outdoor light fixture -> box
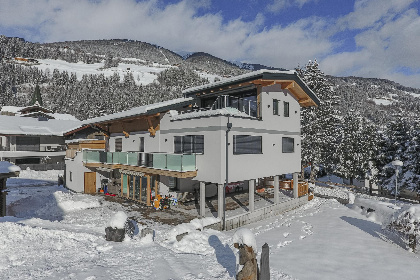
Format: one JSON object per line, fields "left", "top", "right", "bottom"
{"left": 391, "top": 159, "right": 403, "bottom": 205}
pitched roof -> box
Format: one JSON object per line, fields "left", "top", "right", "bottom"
{"left": 183, "top": 69, "right": 320, "bottom": 107}
{"left": 0, "top": 115, "right": 82, "bottom": 136}
{"left": 82, "top": 97, "right": 195, "bottom": 125}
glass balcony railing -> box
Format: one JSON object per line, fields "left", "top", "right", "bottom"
{"left": 82, "top": 150, "right": 196, "bottom": 172}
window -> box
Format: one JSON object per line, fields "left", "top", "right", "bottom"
{"left": 284, "top": 101, "right": 290, "bottom": 117}
{"left": 69, "top": 171, "right": 73, "bottom": 182}
{"left": 16, "top": 136, "right": 40, "bottom": 151}
{"left": 115, "top": 138, "right": 122, "bottom": 152}
{"left": 139, "top": 137, "right": 144, "bottom": 152}
{"left": 233, "top": 135, "right": 262, "bottom": 154}
{"left": 168, "top": 177, "right": 179, "bottom": 190}
{"left": 273, "top": 99, "right": 279, "bottom": 115}
{"left": 282, "top": 137, "right": 294, "bottom": 153}
{"left": 174, "top": 135, "right": 204, "bottom": 154}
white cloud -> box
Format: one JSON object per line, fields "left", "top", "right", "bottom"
{"left": 323, "top": 1, "right": 420, "bottom": 88}
{"left": 0, "top": 0, "right": 420, "bottom": 88}
{"left": 337, "top": 0, "right": 416, "bottom": 30}
{"left": 0, "top": 0, "right": 331, "bottom": 69}
{"left": 267, "top": 0, "right": 318, "bottom": 13}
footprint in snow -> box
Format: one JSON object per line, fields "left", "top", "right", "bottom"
{"left": 277, "top": 240, "right": 292, "bottom": 248}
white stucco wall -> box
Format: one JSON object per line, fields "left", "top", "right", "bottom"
{"left": 65, "top": 151, "right": 103, "bottom": 193}
{"left": 157, "top": 84, "right": 302, "bottom": 185}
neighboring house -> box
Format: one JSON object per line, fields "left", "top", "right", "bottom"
{"left": 0, "top": 104, "right": 81, "bottom": 170}
{"left": 64, "top": 70, "right": 320, "bottom": 229}
{"left": 0, "top": 161, "right": 20, "bottom": 216}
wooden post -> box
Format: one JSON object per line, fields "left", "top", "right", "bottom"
{"left": 249, "top": 179, "right": 255, "bottom": 212}
{"left": 259, "top": 243, "right": 270, "bottom": 280}
{"left": 218, "top": 183, "right": 224, "bottom": 220}
{"left": 293, "top": 173, "right": 298, "bottom": 198}
{"left": 146, "top": 175, "right": 151, "bottom": 206}
{"left": 200, "top": 181, "right": 206, "bottom": 217}
{"left": 0, "top": 178, "right": 6, "bottom": 217}
{"left": 120, "top": 174, "right": 123, "bottom": 197}
{"left": 127, "top": 175, "right": 130, "bottom": 199}
{"left": 154, "top": 176, "right": 159, "bottom": 198}
{"left": 139, "top": 176, "right": 142, "bottom": 202}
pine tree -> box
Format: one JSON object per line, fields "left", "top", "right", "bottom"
{"left": 336, "top": 111, "right": 378, "bottom": 185}
{"left": 297, "top": 60, "right": 341, "bottom": 181}
{"left": 31, "top": 84, "right": 43, "bottom": 106}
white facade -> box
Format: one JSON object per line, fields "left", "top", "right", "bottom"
{"left": 64, "top": 70, "right": 319, "bottom": 207}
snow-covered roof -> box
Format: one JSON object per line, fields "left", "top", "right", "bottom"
{"left": 0, "top": 161, "right": 21, "bottom": 175}
{"left": 171, "top": 107, "right": 252, "bottom": 121}
{"left": 82, "top": 97, "right": 195, "bottom": 125}
{"left": 1, "top": 106, "right": 25, "bottom": 114}
{"left": 48, "top": 113, "right": 79, "bottom": 121}
{"left": 183, "top": 69, "right": 296, "bottom": 95}
{"left": 0, "top": 115, "right": 82, "bottom": 136}
{"left": 1, "top": 105, "right": 79, "bottom": 120}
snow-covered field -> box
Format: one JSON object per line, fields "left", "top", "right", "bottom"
{"left": 33, "top": 59, "right": 171, "bottom": 86}
{"left": 32, "top": 59, "right": 224, "bottom": 86}
{"left": 1, "top": 171, "right": 420, "bottom": 279}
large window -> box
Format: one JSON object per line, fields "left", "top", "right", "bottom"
{"left": 273, "top": 99, "right": 279, "bottom": 115}
{"left": 174, "top": 135, "right": 204, "bottom": 154}
{"left": 282, "top": 137, "right": 294, "bottom": 153}
{"left": 233, "top": 135, "right": 262, "bottom": 154}
{"left": 16, "top": 136, "right": 40, "bottom": 151}
{"left": 284, "top": 101, "right": 290, "bottom": 117}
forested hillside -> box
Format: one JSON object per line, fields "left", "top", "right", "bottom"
{"left": 1, "top": 35, "right": 419, "bottom": 192}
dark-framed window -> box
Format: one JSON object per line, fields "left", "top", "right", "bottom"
{"left": 174, "top": 135, "right": 204, "bottom": 154}
{"left": 284, "top": 101, "right": 290, "bottom": 117}
{"left": 273, "top": 99, "right": 279, "bottom": 115}
{"left": 282, "top": 137, "right": 294, "bottom": 153}
{"left": 139, "top": 137, "right": 144, "bottom": 152}
{"left": 233, "top": 135, "right": 262, "bottom": 155}
{"left": 115, "top": 138, "right": 122, "bottom": 152}
{"left": 168, "top": 177, "right": 179, "bottom": 190}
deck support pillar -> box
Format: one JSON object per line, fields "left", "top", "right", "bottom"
{"left": 249, "top": 179, "right": 255, "bottom": 212}
{"left": 293, "top": 173, "right": 298, "bottom": 198}
{"left": 274, "top": 175, "right": 279, "bottom": 204}
{"left": 218, "top": 183, "right": 224, "bottom": 220}
{"left": 200, "top": 181, "right": 206, "bottom": 217}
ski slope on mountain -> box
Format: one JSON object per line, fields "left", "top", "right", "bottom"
{"left": 1, "top": 171, "right": 420, "bottom": 279}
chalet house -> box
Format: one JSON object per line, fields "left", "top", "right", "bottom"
{"left": 0, "top": 104, "right": 81, "bottom": 169}
{"left": 64, "top": 70, "right": 320, "bottom": 229}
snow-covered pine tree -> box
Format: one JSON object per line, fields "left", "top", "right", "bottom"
{"left": 296, "top": 60, "right": 341, "bottom": 181}
{"left": 31, "top": 84, "right": 43, "bottom": 106}
{"left": 336, "top": 111, "right": 378, "bottom": 185}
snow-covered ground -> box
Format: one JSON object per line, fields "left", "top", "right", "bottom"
{"left": 1, "top": 171, "right": 420, "bottom": 279}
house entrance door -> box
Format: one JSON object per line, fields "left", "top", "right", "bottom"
{"left": 84, "top": 172, "right": 96, "bottom": 194}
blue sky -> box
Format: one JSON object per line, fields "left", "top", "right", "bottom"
{"left": 1, "top": 0, "right": 420, "bottom": 88}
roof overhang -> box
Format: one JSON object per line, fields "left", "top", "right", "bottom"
{"left": 183, "top": 70, "right": 320, "bottom": 107}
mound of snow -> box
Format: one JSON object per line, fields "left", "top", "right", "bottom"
{"left": 232, "top": 228, "right": 257, "bottom": 252}
{"left": 108, "top": 211, "right": 128, "bottom": 229}
{"left": 54, "top": 191, "right": 101, "bottom": 213}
